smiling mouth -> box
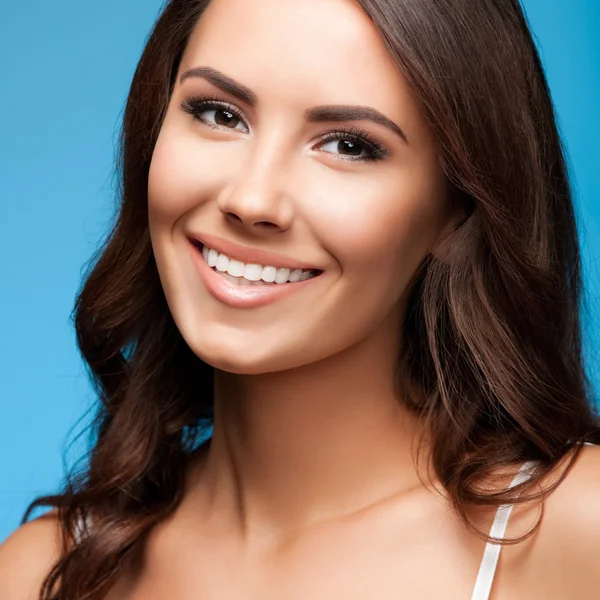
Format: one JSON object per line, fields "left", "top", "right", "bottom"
{"left": 192, "top": 241, "right": 324, "bottom": 286}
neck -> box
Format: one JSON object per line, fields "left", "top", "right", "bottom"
{"left": 185, "top": 319, "right": 434, "bottom": 553}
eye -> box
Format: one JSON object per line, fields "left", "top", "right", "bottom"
{"left": 180, "top": 96, "right": 390, "bottom": 163}
{"left": 315, "top": 127, "right": 390, "bottom": 163}
{"left": 180, "top": 96, "right": 249, "bottom": 133}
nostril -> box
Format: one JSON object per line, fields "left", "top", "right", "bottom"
{"left": 225, "top": 213, "right": 242, "bottom": 224}
{"left": 257, "top": 221, "right": 278, "bottom": 228}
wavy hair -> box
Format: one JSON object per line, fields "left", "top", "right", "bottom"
{"left": 22, "top": 0, "right": 600, "bottom": 598}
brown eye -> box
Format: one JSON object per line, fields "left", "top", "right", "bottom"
{"left": 319, "top": 137, "right": 369, "bottom": 159}
{"left": 180, "top": 97, "right": 249, "bottom": 133}
{"left": 198, "top": 107, "right": 247, "bottom": 132}
{"left": 214, "top": 109, "right": 241, "bottom": 129}
{"left": 316, "top": 127, "right": 389, "bottom": 162}
{"left": 337, "top": 139, "right": 364, "bottom": 156}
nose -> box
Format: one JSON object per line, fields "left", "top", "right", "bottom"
{"left": 217, "top": 147, "right": 295, "bottom": 235}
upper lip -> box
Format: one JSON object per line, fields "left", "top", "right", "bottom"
{"left": 189, "top": 232, "right": 324, "bottom": 271}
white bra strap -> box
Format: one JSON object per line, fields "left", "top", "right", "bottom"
{"left": 470, "top": 459, "right": 538, "bottom": 600}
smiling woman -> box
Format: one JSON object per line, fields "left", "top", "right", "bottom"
{"left": 2, "top": 0, "right": 600, "bottom": 599}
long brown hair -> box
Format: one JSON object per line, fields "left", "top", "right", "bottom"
{"left": 23, "top": 0, "right": 600, "bottom": 598}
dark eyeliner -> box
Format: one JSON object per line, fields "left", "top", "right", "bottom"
{"left": 179, "top": 94, "right": 248, "bottom": 130}
{"left": 179, "top": 95, "right": 390, "bottom": 162}
{"left": 316, "top": 125, "right": 390, "bottom": 162}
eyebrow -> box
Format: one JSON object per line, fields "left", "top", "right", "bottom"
{"left": 179, "top": 66, "right": 409, "bottom": 144}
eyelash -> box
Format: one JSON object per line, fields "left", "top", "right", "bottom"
{"left": 179, "top": 95, "right": 390, "bottom": 163}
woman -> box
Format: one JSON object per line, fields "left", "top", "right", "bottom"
{"left": 2, "top": 0, "right": 600, "bottom": 598}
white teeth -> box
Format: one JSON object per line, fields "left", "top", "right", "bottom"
{"left": 199, "top": 244, "right": 319, "bottom": 284}
{"left": 275, "top": 268, "right": 291, "bottom": 284}
{"left": 226, "top": 259, "right": 245, "bottom": 278}
{"left": 288, "top": 269, "right": 303, "bottom": 283}
{"left": 243, "top": 264, "right": 263, "bottom": 281}
{"left": 216, "top": 254, "right": 229, "bottom": 272}
{"left": 207, "top": 248, "right": 219, "bottom": 268}
{"left": 261, "top": 266, "right": 277, "bottom": 283}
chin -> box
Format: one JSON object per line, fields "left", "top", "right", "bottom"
{"left": 199, "top": 352, "right": 299, "bottom": 376}
{"left": 183, "top": 332, "right": 300, "bottom": 376}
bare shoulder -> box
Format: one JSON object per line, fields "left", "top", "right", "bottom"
{"left": 0, "top": 508, "right": 63, "bottom": 600}
{"left": 499, "top": 444, "right": 600, "bottom": 599}
{"left": 539, "top": 444, "right": 600, "bottom": 571}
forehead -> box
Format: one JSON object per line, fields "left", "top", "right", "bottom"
{"left": 179, "top": 0, "right": 426, "bottom": 134}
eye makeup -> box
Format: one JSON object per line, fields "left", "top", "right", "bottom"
{"left": 179, "top": 94, "right": 391, "bottom": 163}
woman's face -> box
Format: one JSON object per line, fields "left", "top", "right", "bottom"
{"left": 148, "top": 0, "right": 461, "bottom": 375}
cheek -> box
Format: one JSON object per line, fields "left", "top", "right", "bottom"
{"left": 147, "top": 122, "right": 233, "bottom": 225}
{"left": 301, "top": 165, "right": 446, "bottom": 291}
{"left": 147, "top": 127, "right": 217, "bottom": 302}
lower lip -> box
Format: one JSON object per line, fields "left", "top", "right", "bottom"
{"left": 189, "top": 241, "right": 322, "bottom": 308}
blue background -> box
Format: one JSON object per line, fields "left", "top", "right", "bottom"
{"left": 1, "top": 0, "right": 599, "bottom": 543}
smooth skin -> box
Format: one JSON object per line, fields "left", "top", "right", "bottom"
{"left": 2, "top": 0, "right": 599, "bottom": 598}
